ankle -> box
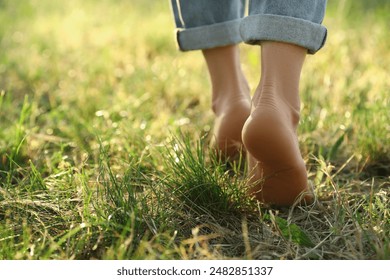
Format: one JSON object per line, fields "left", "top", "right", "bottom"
{"left": 253, "top": 83, "right": 301, "bottom": 130}
{"left": 211, "top": 70, "right": 250, "bottom": 115}
{"left": 212, "top": 87, "right": 250, "bottom": 115}
{"left": 202, "top": 45, "right": 250, "bottom": 115}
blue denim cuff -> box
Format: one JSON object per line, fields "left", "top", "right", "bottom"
{"left": 240, "top": 14, "right": 327, "bottom": 54}
{"left": 176, "top": 19, "right": 243, "bottom": 51}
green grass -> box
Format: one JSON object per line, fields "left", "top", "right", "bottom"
{"left": 0, "top": 0, "right": 389, "bottom": 259}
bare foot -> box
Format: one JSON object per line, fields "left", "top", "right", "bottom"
{"left": 242, "top": 90, "right": 313, "bottom": 206}
{"left": 202, "top": 45, "right": 251, "bottom": 160}
{"left": 240, "top": 41, "right": 314, "bottom": 206}
{"left": 211, "top": 94, "right": 250, "bottom": 160}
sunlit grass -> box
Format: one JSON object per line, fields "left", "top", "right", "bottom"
{"left": 0, "top": 0, "right": 389, "bottom": 259}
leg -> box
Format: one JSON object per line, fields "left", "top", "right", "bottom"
{"left": 202, "top": 45, "right": 250, "bottom": 159}
{"left": 170, "top": 0, "right": 249, "bottom": 159}
{"left": 242, "top": 41, "right": 311, "bottom": 206}
{"left": 239, "top": 0, "right": 328, "bottom": 206}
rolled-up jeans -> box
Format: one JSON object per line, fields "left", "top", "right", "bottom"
{"left": 170, "top": 0, "right": 327, "bottom": 54}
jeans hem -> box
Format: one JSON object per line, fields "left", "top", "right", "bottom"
{"left": 176, "top": 19, "right": 243, "bottom": 51}
{"left": 240, "top": 14, "right": 327, "bottom": 54}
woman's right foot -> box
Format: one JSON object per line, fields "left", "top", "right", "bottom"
{"left": 242, "top": 86, "right": 312, "bottom": 206}
{"left": 241, "top": 41, "right": 313, "bottom": 207}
